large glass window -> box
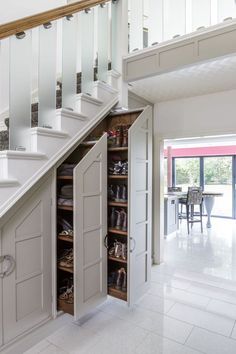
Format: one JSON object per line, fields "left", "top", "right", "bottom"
{"left": 175, "top": 158, "right": 200, "bottom": 192}
{"left": 204, "top": 157, "right": 233, "bottom": 217}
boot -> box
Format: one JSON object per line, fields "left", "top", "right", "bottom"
{"left": 121, "top": 268, "right": 127, "bottom": 292}
{"left": 110, "top": 207, "right": 116, "bottom": 228}
{"left": 115, "top": 210, "right": 122, "bottom": 229}
{"left": 114, "top": 241, "right": 122, "bottom": 258}
{"left": 122, "top": 125, "right": 128, "bottom": 147}
{"left": 115, "top": 125, "right": 123, "bottom": 147}
{"left": 120, "top": 209, "right": 127, "bottom": 232}
{"left": 121, "top": 184, "right": 127, "bottom": 202}
{"left": 108, "top": 185, "right": 115, "bottom": 201}
{"left": 115, "top": 268, "right": 123, "bottom": 290}
{"left": 121, "top": 243, "right": 127, "bottom": 260}
{"left": 114, "top": 185, "right": 121, "bottom": 202}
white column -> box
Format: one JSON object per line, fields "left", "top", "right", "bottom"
{"left": 192, "top": 0, "right": 211, "bottom": 31}
{"left": 153, "top": 105, "right": 165, "bottom": 264}
{"left": 163, "top": 0, "right": 186, "bottom": 40}
{"left": 149, "top": 0, "right": 163, "bottom": 46}
{"left": 129, "top": 0, "right": 143, "bottom": 51}
{"left": 111, "top": 0, "right": 128, "bottom": 108}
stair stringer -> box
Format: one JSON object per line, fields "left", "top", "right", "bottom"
{"left": 0, "top": 95, "right": 119, "bottom": 218}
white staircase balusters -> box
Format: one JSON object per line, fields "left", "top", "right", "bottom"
{"left": 80, "top": 8, "right": 95, "bottom": 95}
{"left": 97, "top": 3, "right": 109, "bottom": 83}
{"left": 61, "top": 14, "right": 78, "bottom": 111}
{"left": 38, "top": 21, "right": 57, "bottom": 129}
{"left": 129, "top": 0, "right": 143, "bottom": 52}
{"left": 9, "top": 31, "right": 32, "bottom": 150}
{"left": 163, "top": 0, "right": 186, "bottom": 41}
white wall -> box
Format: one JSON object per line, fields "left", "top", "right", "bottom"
{"left": 0, "top": 0, "right": 66, "bottom": 24}
{"left": 153, "top": 89, "right": 236, "bottom": 264}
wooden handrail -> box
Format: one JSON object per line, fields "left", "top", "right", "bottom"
{"left": 0, "top": 0, "right": 111, "bottom": 40}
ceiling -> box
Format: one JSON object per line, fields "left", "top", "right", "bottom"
{"left": 129, "top": 55, "right": 236, "bottom": 103}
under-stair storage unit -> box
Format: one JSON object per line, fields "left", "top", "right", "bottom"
{"left": 56, "top": 106, "right": 153, "bottom": 319}
{"left": 56, "top": 134, "right": 108, "bottom": 320}
{"left": 0, "top": 176, "right": 53, "bottom": 345}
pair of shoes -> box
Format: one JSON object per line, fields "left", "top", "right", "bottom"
{"left": 108, "top": 160, "right": 128, "bottom": 175}
{"left": 59, "top": 285, "right": 74, "bottom": 304}
{"left": 108, "top": 185, "right": 127, "bottom": 203}
{"left": 107, "top": 125, "right": 130, "bottom": 147}
{"left": 59, "top": 229, "right": 73, "bottom": 239}
{"left": 58, "top": 249, "right": 73, "bottom": 268}
{"left": 109, "top": 208, "right": 127, "bottom": 231}
{"left": 115, "top": 268, "right": 127, "bottom": 292}
{"left": 109, "top": 240, "right": 127, "bottom": 260}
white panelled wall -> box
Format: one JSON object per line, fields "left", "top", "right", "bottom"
{"left": 128, "top": 0, "right": 236, "bottom": 51}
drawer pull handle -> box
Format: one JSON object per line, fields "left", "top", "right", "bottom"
{"left": 130, "top": 237, "right": 136, "bottom": 253}
{"left": 0, "top": 255, "right": 15, "bottom": 278}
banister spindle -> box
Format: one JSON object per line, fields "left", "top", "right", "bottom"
{"left": 192, "top": 0, "right": 211, "bottom": 31}
{"left": 9, "top": 31, "right": 32, "bottom": 150}
{"left": 163, "top": 0, "right": 186, "bottom": 40}
{"left": 38, "top": 21, "right": 57, "bottom": 128}
{"left": 148, "top": 0, "right": 164, "bottom": 46}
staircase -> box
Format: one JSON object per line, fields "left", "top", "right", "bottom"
{"left": 0, "top": 0, "right": 127, "bottom": 218}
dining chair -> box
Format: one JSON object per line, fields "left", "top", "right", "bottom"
{"left": 180, "top": 187, "right": 203, "bottom": 234}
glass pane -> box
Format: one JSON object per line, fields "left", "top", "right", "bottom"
{"left": 129, "top": 0, "right": 143, "bottom": 51}
{"left": 9, "top": 31, "right": 32, "bottom": 150}
{"left": 38, "top": 21, "right": 57, "bottom": 127}
{"left": 62, "top": 15, "right": 77, "bottom": 110}
{"left": 97, "top": 4, "right": 109, "bottom": 82}
{"left": 192, "top": 0, "right": 211, "bottom": 31}
{"left": 164, "top": 158, "right": 168, "bottom": 193}
{"left": 175, "top": 158, "right": 200, "bottom": 192}
{"left": 218, "top": 0, "right": 236, "bottom": 22}
{"left": 204, "top": 157, "right": 232, "bottom": 217}
{"left": 80, "top": 9, "right": 95, "bottom": 94}
{"left": 163, "top": 0, "right": 186, "bottom": 40}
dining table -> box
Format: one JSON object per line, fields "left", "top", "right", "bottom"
{"left": 165, "top": 191, "right": 223, "bottom": 228}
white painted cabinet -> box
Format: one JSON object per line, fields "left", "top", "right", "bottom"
{"left": 1, "top": 176, "right": 53, "bottom": 345}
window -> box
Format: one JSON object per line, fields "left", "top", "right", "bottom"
{"left": 175, "top": 158, "right": 200, "bottom": 192}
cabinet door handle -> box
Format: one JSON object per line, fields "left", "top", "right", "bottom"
{"left": 0, "top": 255, "right": 16, "bottom": 278}
{"left": 130, "top": 237, "right": 136, "bottom": 253}
{"left": 104, "top": 234, "right": 109, "bottom": 249}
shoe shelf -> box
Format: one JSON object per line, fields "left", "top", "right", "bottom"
{"left": 57, "top": 265, "right": 74, "bottom": 274}
{"left": 57, "top": 205, "right": 73, "bottom": 211}
{"left": 58, "top": 299, "right": 74, "bottom": 316}
{"left": 108, "top": 287, "right": 127, "bottom": 301}
{"left": 58, "top": 235, "right": 73, "bottom": 243}
{"left": 57, "top": 176, "right": 73, "bottom": 180}
{"left": 108, "top": 175, "right": 128, "bottom": 179}
{"left": 108, "top": 201, "right": 128, "bottom": 207}
{"left": 108, "top": 256, "right": 127, "bottom": 264}
{"left": 108, "top": 228, "right": 128, "bottom": 236}
{"left": 108, "top": 147, "right": 128, "bottom": 152}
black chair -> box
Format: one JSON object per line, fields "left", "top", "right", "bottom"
{"left": 181, "top": 187, "right": 203, "bottom": 234}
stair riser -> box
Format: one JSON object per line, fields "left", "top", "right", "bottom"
{"left": 75, "top": 99, "right": 103, "bottom": 118}
{"left": 31, "top": 134, "right": 70, "bottom": 157}
{"left": 93, "top": 85, "right": 117, "bottom": 103}
{"left": 0, "top": 158, "right": 45, "bottom": 184}
{"left": 107, "top": 72, "right": 120, "bottom": 90}
{"left": 55, "top": 115, "right": 87, "bottom": 137}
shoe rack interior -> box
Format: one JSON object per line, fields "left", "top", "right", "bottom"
{"left": 56, "top": 109, "right": 142, "bottom": 316}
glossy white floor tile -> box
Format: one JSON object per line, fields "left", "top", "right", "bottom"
{"left": 149, "top": 282, "right": 210, "bottom": 308}
{"left": 186, "top": 327, "right": 236, "bottom": 354}
{"left": 23, "top": 218, "right": 236, "bottom": 354}
{"left": 168, "top": 302, "right": 235, "bottom": 336}
{"left": 206, "top": 299, "right": 236, "bottom": 319}
{"left": 135, "top": 332, "right": 202, "bottom": 354}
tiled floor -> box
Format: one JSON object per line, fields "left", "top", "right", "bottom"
{"left": 20, "top": 218, "right": 236, "bottom": 353}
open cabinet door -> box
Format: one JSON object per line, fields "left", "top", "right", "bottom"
{"left": 74, "top": 133, "right": 107, "bottom": 320}
{"left": 129, "top": 106, "right": 153, "bottom": 306}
